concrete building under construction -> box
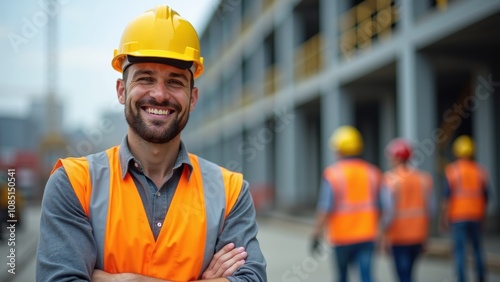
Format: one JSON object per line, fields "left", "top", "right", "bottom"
{"left": 183, "top": 0, "right": 500, "bottom": 231}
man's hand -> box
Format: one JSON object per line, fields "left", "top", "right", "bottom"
{"left": 201, "top": 243, "right": 247, "bottom": 279}
{"left": 310, "top": 236, "right": 321, "bottom": 257}
{"left": 376, "top": 233, "right": 389, "bottom": 254}
{"left": 439, "top": 202, "right": 449, "bottom": 233}
{"left": 439, "top": 215, "right": 449, "bottom": 233}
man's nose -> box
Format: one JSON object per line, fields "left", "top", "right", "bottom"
{"left": 149, "top": 81, "right": 171, "bottom": 101}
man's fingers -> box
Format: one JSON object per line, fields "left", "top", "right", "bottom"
{"left": 211, "top": 248, "right": 247, "bottom": 277}
{"left": 222, "top": 259, "right": 246, "bottom": 277}
{"left": 202, "top": 243, "right": 247, "bottom": 279}
{"left": 207, "top": 243, "right": 235, "bottom": 269}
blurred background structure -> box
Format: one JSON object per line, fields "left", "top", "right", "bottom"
{"left": 184, "top": 0, "right": 500, "bottom": 234}
{"left": 1, "top": 0, "right": 499, "bottom": 231}
{"left": 0, "top": 0, "right": 499, "bottom": 228}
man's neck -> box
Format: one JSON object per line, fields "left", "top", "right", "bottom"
{"left": 127, "top": 131, "right": 181, "bottom": 188}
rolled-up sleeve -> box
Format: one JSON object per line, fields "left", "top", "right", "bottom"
{"left": 380, "top": 185, "right": 394, "bottom": 230}
{"left": 316, "top": 178, "right": 334, "bottom": 213}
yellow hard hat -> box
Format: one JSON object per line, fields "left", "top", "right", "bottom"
{"left": 111, "top": 5, "right": 204, "bottom": 78}
{"left": 330, "top": 126, "right": 364, "bottom": 156}
{"left": 452, "top": 135, "right": 474, "bottom": 158}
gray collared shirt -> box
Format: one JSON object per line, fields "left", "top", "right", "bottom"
{"left": 36, "top": 136, "right": 267, "bottom": 282}
{"left": 119, "top": 137, "right": 192, "bottom": 239}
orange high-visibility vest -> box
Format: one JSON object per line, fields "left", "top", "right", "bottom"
{"left": 445, "top": 159, "right": 487, "bottom": 222}
{"left": 384, "top": 166, "right": 432, "bottom": 245}
{"left": 51, "top": 146, "right": 243, "bottom": 281}
{"left": 323, "top": 159, "right": 381, "bottom": 245}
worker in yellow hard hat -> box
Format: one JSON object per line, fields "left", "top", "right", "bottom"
{"left": 36, "top": 5, "right": 267, "bottom": 282}
{"left": 439, "top": 135, "right": 488, "bottom": 282}
{"left": 311, "top": 125, "right": 382, "bottom": 282}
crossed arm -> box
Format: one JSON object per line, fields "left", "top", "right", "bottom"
{"left": 92, "top": 242, "right": 247, "bottom": 281}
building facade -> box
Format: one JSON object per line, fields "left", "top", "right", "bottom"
{"left": 183, "top": 0, "right": 500, "bottom": 231}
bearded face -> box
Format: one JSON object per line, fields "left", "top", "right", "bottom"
{"left": 119, "top": 63, "right": 197, "bottom": 144}
{"left": 124, "top": 91, "right": 190, "bottom": 144}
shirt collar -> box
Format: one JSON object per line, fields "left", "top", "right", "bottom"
{"left": 118, "top": 135, "right": 193, "bottom": 179}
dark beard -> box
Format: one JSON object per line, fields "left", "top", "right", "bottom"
{"left": 125, "top": 94, "right": 189, "bottom": 144}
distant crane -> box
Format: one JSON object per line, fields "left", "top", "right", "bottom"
{"left": 39, "top": 0, "right": 67, "bottom": 189}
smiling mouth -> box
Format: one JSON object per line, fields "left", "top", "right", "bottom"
{"left": 144, "top": 107, "right": 172, "bottom": 116}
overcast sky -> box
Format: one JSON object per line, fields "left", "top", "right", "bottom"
{"left": 0, "top": 0, "right": 219, "bottom": 131}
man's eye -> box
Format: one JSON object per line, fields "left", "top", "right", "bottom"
{"left": 138, "top": 77, "right": 155, "bottom": 83}
{"left": 168, "top": 80, "right": 184, "bottom": 87}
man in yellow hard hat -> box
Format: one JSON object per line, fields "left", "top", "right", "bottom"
{"left": 439, "top": 135, "right": 489, "bottom": 282}
{"left": 311, "top": 125, "right": 382, "bottom": 282}
{"left": 36, "top": 5, "right": 267, "bottom": 282}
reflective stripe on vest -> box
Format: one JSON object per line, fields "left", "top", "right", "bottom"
{"left": 384, "top": 167, "right": 431, "bottom": 244}
{"left": 53, "top": 146, "right": 243, "bottom": 281}
{"left": 323, "top": 159, "right": 380, "bottom": 245}
{"left": 445, "top": 160, "right": 486, "bottom": 222}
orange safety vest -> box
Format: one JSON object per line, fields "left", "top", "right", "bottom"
{"left": 384, "top": 166, "right": 432, "bottom": 245}
{"left": 323, "top": 159, "right": 381, "bottom": 245}
{"left": 51, "top": 146, "right": 243, "bottom": 281}
{"left": 445, "top": 159, "right": 487, "bottom": 222}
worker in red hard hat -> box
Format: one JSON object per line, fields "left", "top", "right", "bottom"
{"left": 380, "top": 138, "right": 435, "bottom": 282}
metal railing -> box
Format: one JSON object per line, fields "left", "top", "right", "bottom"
{"left": 339, "top": 0, "right": 399, "bottom": 59}
{"left": 294, "top": 34, "right": 323, "bottom": 81}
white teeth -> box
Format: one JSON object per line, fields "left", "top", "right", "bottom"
{"left": 146, "top": 108, "right": 170, "bottom": 115}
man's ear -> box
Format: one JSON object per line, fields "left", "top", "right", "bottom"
{"left": 189, "top": 87, "right": 199, "bottom": 112}
{"left": 116, "top": 78, "right": 125, "bottom": 105}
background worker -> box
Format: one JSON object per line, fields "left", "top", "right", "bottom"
{"left": 311, "top": 125, "right": 382, "bottom": 282}
{"left": 439, "top": 135, "right": 489, "bottom": 282}
{"left": 36, "top": 5, "right": 267, "bottom": 282}
{"left": 380, "top": 138, "right": 434, "bottom": 282}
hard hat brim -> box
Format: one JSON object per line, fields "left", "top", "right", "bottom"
{"left": 122, "top": 55, "right": 195, "bottom": 74}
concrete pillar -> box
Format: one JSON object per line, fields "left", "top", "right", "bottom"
{"left": 397, "top": 0, "right": 417, "bottom": 139}
{"left": 251, "top": 45, "right": 266, "bottom": 98}
{"left": 397, "top": 47, "right": 418, "bottom": 142}
{"left": 222, "top": 132, "right": 244, "bottom": 173}
{"left": 242, "top": 122, "right": 272, "bottom": 185}
{"left": 320, "top": 83, "right": 353, "bottom": 167}
{"left": 319, "top": 0, "right": 336, "bottom": 65}
{"left": 414, "top": 53, "right": 437, "bottom": 174}
{"left": 274, "top": 106, "right": 298, "bottom": 210}
{"left": 293, "top": 110, "right": 308, "bottom": 206}
{"left": 274, "top": 4, "right": 298, "bottom": 210}
{"left": 379, "top": 91, "right": 396, "bottom": 171}
{"left": 398, "top": 50, "right": 437, "bottom": 175}
{"left": 274, "top": 3, "right": 294, "bottom": 87}
{"left": 473, "top": 69, "right": 497, "bottom": 216}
